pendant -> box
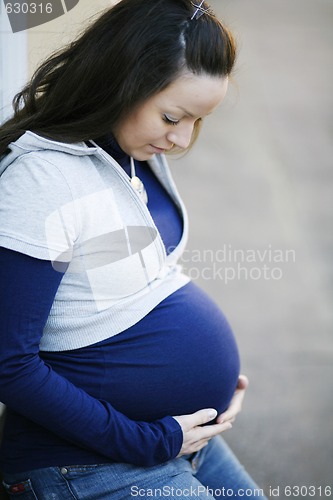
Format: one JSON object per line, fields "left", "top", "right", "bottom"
{"left": 131, "top": 175, "right": 148, "bottom": 204}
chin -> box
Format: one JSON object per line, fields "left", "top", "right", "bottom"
{"left": 133, "top": 152, "right": 154, "bottom": 161}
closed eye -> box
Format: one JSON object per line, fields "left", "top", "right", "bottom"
{"left": 163, "top": 114, "right": 180, "bottom": 126}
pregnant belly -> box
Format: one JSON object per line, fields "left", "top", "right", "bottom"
{"left": 42, "top": 281, "right": 240, "bottom": 421}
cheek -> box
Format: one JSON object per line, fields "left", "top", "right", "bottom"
{"left": 119, "top": 121, "right": 141, "bottom": 146}
{"left": 119, "top": 110, "right": 163, "bottom": 146}
{"left": 138, "top": 121, "right": 163, "bottom": 144}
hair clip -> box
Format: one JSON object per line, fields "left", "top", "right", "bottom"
{"left": 190, "top": 1, "right": 209, "bottom": 20}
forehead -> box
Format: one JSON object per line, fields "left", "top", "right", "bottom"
{"left": 150, "top": 72, "right": 229, "bottom": 117}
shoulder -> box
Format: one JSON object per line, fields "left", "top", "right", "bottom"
{"left": 1, "top": 136, "right": 102, "bottom": 201}
{"left": 1, "top": 151, "right": 75, "bottom": 207}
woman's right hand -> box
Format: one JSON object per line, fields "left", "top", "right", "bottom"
{"left": 173, "top": 409, "right": 232, "bottom": 457}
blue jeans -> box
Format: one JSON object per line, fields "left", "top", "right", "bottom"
{"left": 2, "top": 436, "right": 267, "bottom": 499}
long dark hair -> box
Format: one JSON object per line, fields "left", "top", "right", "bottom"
{"left": 0, "top": 0, "right": 236, "bottom": 156}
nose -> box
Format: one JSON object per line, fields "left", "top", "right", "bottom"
{"left": 167, "top": 122, "right": 195, "bottom": 150}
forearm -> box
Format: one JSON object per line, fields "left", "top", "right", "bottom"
{"left": 0, "top": 247, "right": 182, "bottom": 466}
{"left": 0, "top": 355, "right": 181, "bottom": 466}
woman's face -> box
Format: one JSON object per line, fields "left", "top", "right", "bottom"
{"left": 113, "top": 72, "right": 229, "bottom": 161}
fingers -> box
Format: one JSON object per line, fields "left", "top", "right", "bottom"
{"left": 198, "top": 420, "right": 232, "bottom": 440}
{"left": 216, "top": 374, "right": 249, "bottom": 424}
{"left": 216, "top": 392, "right": 244, "bottom": 424}
{"left": 173, "top": 408, "right": 233, "bottom": 457}
{"left": 179, "top": 438, "right": 209, "bottom": 456}
{"left": 172, "top": 375, "right": 250, "bottom": 457}
{"left": 237, "top": 374, "right": 249, "bottom": 390}
{"left": 176, "top": 420, "right": 232, "bottom": 457}
{"left": 191, "top": 408, "right": 217, "bottom": 426}
{"left": 173, "top": 408, "right": 217, "bottom": 431}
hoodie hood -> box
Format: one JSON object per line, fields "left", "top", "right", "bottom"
{"left": 0, "top": 131, "right": 98, "bottom": 176}
{"left": 0, "top": 130, "right": 184, "bottom": 217}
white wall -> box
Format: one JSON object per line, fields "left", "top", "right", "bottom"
{"left": 0, "top": 3, "right": 28, "bottom": 122}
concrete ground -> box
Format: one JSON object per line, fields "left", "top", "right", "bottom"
{"left": 169, "top": 0, "right": 333, "bottom": 497}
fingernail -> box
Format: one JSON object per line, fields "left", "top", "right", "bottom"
{"left": 208, "top": 409, "right": 217, "bottom": 419}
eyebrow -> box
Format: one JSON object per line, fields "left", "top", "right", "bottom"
{"left": 176, "top": 106, "right": 195, "bottom": 118}
{"left": 176, "top": 106, "right": 213, "bottom": 118}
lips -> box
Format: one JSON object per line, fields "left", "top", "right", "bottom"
{"left": 149, "top": 144, "right": 166, "bottom": 153}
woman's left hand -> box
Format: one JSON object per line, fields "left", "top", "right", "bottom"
{"left": 216, "top": 374, "right": 249, "bottom": 425}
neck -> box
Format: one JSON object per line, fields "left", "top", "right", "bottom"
{"left": 95, "top": 134, "right": 131, "bottom": 174}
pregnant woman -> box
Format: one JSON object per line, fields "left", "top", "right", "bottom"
{"left": 0, "top": 1, "right": 266, "bottom": 498}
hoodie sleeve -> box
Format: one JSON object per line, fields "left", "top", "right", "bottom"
{"left": 0, "top": 153, "right": 78, "bottom": 261}
{"left": 0, "top": 247, "right": 183, "bottom": 467}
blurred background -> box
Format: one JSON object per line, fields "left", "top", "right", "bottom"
{"left": 1, "top": 0, "right": 332, "bottom": 497}
{"left": 170, "top": 0, "right": 333, "bottom": 495}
